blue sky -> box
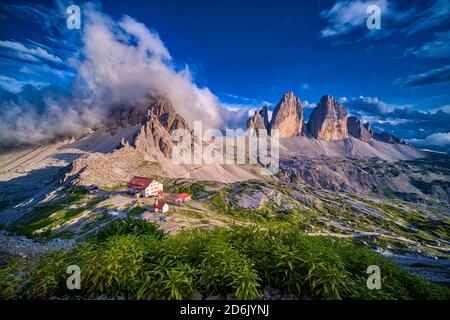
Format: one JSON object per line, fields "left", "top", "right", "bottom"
{"left": 0, "top": 0, "right": 450, "bottom": 149}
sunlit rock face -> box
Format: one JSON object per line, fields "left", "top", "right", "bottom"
{"left": 269, "top": 92, "right": 304, "bottom": 138}
{"left": 307, "top": 95, "right": 349, "bottom": 141}
{"left": 247, "top": 105, "right": 270, "bottom": 134}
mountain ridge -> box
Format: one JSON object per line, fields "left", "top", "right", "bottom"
{"left": 247, "top": 91, "right": 408, "bottom": 147}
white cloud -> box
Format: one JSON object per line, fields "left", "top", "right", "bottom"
{"left": 74, "top": 5, "right": 228, "bottom": 129}
{"left": 19, "top": 66, "right": 33, "bottom": 74}
{"left": 0, "top": 40, "right": 63, "bottom": 63}
{"left": 303, "top": 100, "right": 317, "bottom": 108}
{"left": 405, "top": 31, "right": 450, "bottom": 58}
{"left": 0, "top": 75, "right": 49, "bottom": 93}
{"left": 406, "top": 0, "right": 450, "bottom": 34}
{"left": 320, "top": 0, "right": 450, "bottom": 40}
{"left": 343, "top": 96, "right": 391, "bottom": 115}
{"left": 320, "top": 0, "right": 389, "bottom": 38}
{"left": 118, "top": 16, "right": 172, "bottom": 60}
{"left": 0, "top": 3, "right": 248, "bottom": 146}
{"left": 300, "top": 83, "right": 311, "bottom": 91}
{"left": 408, "top": 132, "right": 450, "bottom": 146}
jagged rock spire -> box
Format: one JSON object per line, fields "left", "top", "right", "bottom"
{"left": 269, "top": 92, "right": 304, "bottom": 138}
{"left": 306, "top": 95, "right": 349, "bottom": 141}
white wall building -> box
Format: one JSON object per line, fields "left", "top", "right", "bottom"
{"left": 127, "top": 176, "right": 163, "bottom": 197}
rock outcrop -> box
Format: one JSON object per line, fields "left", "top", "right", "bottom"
{"left": 269, "top": 92, "right": 304, "bottom": 138}
{"left": 364, "top": 122, "right": 374, "bottom": 136}
{"left": 307, "top": 95, "right": 349, "bottom": 141}
{"left": 373, "top": 131, "right": 407, "bottom": 145}
{"left": 246, "top": 92, "right": 411, "bottom": 147}
{"left": 133, "top": 96, "right": 191, "bottom": 157}
{"left": 362, "top": 121, "right": 406, "bottom": 145}
{"left": 347, "top": 116, "right": 372, "bottom": 142}
{"left": 146, "top": 96, "right": 190, "bottom": 133}
{"left": 247, "top": 106, "right": 270, "bottom": 134}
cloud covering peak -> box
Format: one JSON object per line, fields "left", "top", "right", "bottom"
{"left": 0, "top": 2, "right": 232, "bottom": 147}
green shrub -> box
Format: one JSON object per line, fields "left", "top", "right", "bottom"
{"left": 0, "top": 257, "right": 29, "bottom": 299}
{"left": 138, "top": 260, "right": 196, "bottom": 300}
{"left": 26, "top": 250, "right": 71, "bottom": 299}
{"left": 1, "top": 223, "right": 448, "bottom": 300}
{"left": 231, "top": 263, "right": 261, "bottom": 299}
{"left": 95, "top": 219, "right": 166, "bottom": 242}
{"left": 76, "top": 235, "right": 148, "bottom": 297}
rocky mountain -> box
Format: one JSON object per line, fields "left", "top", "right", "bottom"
{"left": 247, "top": 106, "right": 270, "bottom": 134}
{"left": 247, "top": 93, "right": 409, "bottom": 148}
{"left": 269, "top": 92, "right": 304, "bottom": 138}
{"left": 132, "top": 97, "right": 191, "bottom": 157}
{"left": 347, "top": 116, "right": 372, "bottom": 142}
{"left": 0, "top": 91, "right": 443, "bottom": 229}
{"left": 364, "top": 122, "right": 374, "bottom": 136}
{"left": 306, "top": 95, "right": 349, "bottom": 141}
{"left": 373, "top": 131, "right": 407, "bottom": 145}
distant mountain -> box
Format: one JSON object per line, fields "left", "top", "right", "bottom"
{"left": 247, "top": 105, "right": 270, "bottom": 135}
{"left": 247, "top": 91, "right": 409, "bottom": 146}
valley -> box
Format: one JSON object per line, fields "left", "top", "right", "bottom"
{"left": 0, "top": 92, "right": 449, "bottom": 299}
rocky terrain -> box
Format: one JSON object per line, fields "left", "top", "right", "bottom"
{"left": 0, "top": 91, "right": 449, "bottom": 286}
{"left": 245, "top": 92, "right": 444, "bottom": 203}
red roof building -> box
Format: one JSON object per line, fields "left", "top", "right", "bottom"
{"left": 127, "top": 176, "right": 154, "bottom": 190}
{"left": 153, "top": 201, "right": 169, "bottom": 213}
{"left": 127, "top": 176, "right": 163, "bottom": 197}
{"left": 154, "top": 201, "right": 166, "bottom": 209}
{"left": 175, "top": 193, "right": 191, "bottom": 203}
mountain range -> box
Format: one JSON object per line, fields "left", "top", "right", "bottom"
{"left": 248, "top": 91, "right": 406, "bottom": 145}
{"left": 0, "top": 91, "right": 448, "bottom": 228}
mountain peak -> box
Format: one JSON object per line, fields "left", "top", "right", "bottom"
{"left": 282, "top": 91, "right": 295, "bottom": 99}
{"left": 306, "top": 95, "right": 349, "bottom": 141}
{"left": 247, "top": 105, "right": 270, "bottom": 134}
{"left": 320, "top": 95, "right": 335, "bottom": 104}
{"left": 269, "top": 92, "right": 304, "bottom": 138}
{"left": 347, "top": 116, "right": 372, "bottom": 142}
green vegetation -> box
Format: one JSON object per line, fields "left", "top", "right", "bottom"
{"left": 178, "top": 209, "right": 206, "bottom": 219}
{"left": 95, "top": 219, "right": 166, "bottom": 242}
{"left": 10, "top": 195, "right": 107, "bottom": 239}
{"left": 59, "top": 188, "right": 88, "bottom": 204}
{"left": 382, "top": 187, "right": 396, "bottom": 199}
{"left": 100, "top": 185, "right": 125, "bottom": 192}
{"left": 1, "top": 221, "right": 448, "bottom": 300}
{"left": 166, "top": 180, "right": 215, "bottom": 200}
{"left": 212, "top": 195, "right": 265, "bottom": 222}
{"left": 127, "top": 206, "right": 146, "bottom": 217}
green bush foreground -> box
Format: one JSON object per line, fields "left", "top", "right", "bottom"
{"left": 1, "top": 220, "right": 448, "bottom": 300}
